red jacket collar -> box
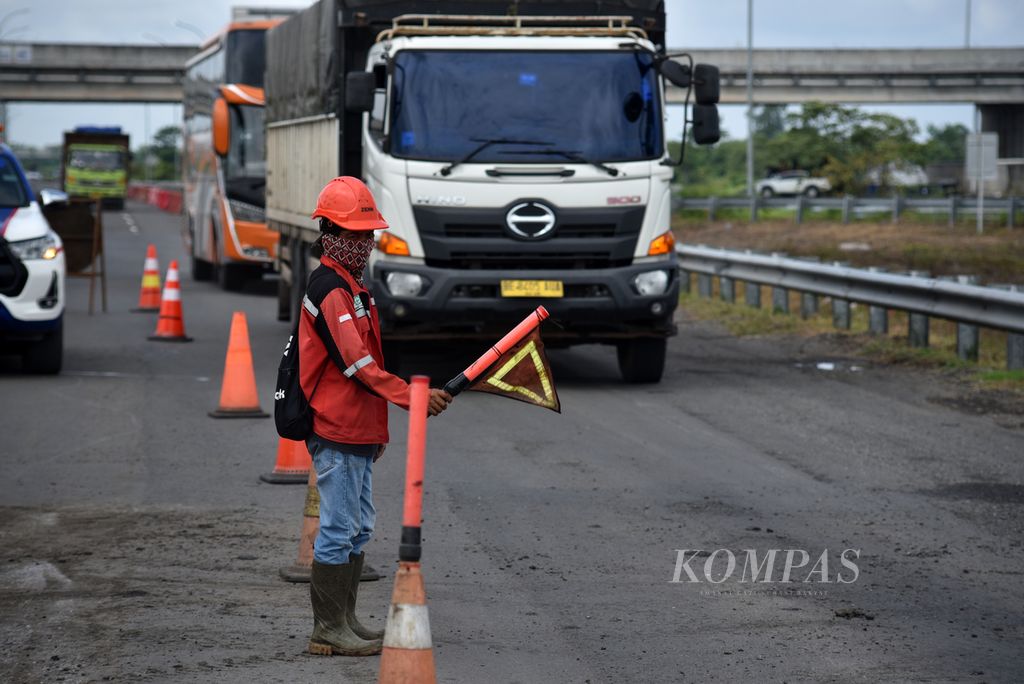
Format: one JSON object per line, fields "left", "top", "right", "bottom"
{"left": 320, "top": 255, "right": 366, "bottom": 293}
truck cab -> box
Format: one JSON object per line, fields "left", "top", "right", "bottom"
{"left": 361, "top": 17, "right": 689, "bottom": 381}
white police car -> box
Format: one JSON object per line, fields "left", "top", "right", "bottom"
{"left": 0, "top": 143, "right": 66, "bottom": 373}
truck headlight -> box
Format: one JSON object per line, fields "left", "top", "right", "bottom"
{"left": 385, "top": 272, "right": 424, "bottom": 297}
{"left": 633, "top": 270, "right": 669, "bottom": 296}
{"left": 8, "top": 233, "right": 61, "bottom": 261}
{"left": 228, "top": 199, "right": 266, "bottom": 223}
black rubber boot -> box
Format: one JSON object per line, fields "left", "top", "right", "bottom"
{"left": 347, "top": 552, "right": 385, "bottom": 640}
{"left": 308, "top": 560, "right": 383, "bottom": 656}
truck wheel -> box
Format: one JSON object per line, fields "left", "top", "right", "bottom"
{"left": 760, "top": 187, "right": 774, "bottom": 198}
{"left": 23, "top": 321, "right": 63, "bottom": 375}
{"left": 218, "top": 262, "right": 247, "bottom": 291}
{"left": 277, "top": 275, "right": 292, "bottom": 322}
{"left": 803, "top": 186, "right": 820, "bottom": 198}
{"left": 617, "top": 337, "right": 666, "bottom": 384}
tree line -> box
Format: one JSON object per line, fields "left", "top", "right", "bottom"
{"left": 673, "top": 103, "right": 969, "bottom": 197}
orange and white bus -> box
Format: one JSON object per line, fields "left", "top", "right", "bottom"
{"left": 182, "top": 14, "right": 287, "bottom": 290}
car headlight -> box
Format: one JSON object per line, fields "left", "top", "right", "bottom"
{"left": 8, "top": 233, "right": 61, "bottom": 261}
{"left": 385, "top": 272, "right": 424, "bottom": 297}
{"left": 633, "top": 270, "right": 669, "bottom": 296}
{"left": 228, "top": 199, "right": 266, "bottom": 223}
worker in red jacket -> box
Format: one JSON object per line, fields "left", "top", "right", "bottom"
{"left": 299, "top": 176, "right": 451, "bottom": 657}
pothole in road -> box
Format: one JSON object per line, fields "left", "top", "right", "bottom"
{"left": 924, "top": 482, "right": 1024, "bottom": 504}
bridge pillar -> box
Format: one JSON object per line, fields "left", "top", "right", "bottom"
{"left": 980, "top": 104, "right": 1024, "bottom": 194}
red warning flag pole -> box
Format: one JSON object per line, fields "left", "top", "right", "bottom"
{"left": 442, "top": 306, "right": 550, "bottom": 397}
{"left": 400, "top": 376, "right": 430, "bottom": 562}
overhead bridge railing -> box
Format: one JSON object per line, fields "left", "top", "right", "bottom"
{"left": 676, "top": 196, "right": 1021, "bottom": 227}
{"left": 676, "top": 244, "right": 1024, "bottom": 369}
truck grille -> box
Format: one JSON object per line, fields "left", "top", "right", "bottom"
{"left": 415, "top": 205, "right": 644, "bottom": 270}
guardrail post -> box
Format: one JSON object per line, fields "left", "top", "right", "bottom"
{"left": 1008, "top": 197, "right": 1017, "bottom": 229}
{"left": 697, "top": 273, "right": 713, "bottom": 299}
{"left": 841, "top": 196, "right": 852, "bottom": 224}
{"left": 800, "top": 293, "right": 818, "bottom": 318}
{"left": 772, "top": 286, "right": 789, "bottom": 313}
{"left": 708, "top": 196, "right": 718, "bottom": 222}
{"left": 952, "top": 275, "right": 980, "bottom": 361}
{"left": 720, "top": 276, "right": 735, "bottom": 303}
{"left": 795, "top": 196, "right": 804, "bottom": 225}
{"left": 867, "top": 267, "right": 889, "bottom": 335}
{"left": 907, "top": 270, "right": 931, "bottom": 347}
{"left": 993, "top": 284, "right": 1024, "bottom": 369}
{"left": 948, "top": 196, "right": 957, "bottom": 227}
{"left": 744, "top": 282, "right": 761, "bottom": 308}
{"left": 680, "top": 268, "right": 691, "bottom": 294}
{"left": 750, "top": 196, "right": 759, "bottom": 222}
{"left": 832, "top": 299, "right": 851, "bottom": 330}
{"left": 891, "top": 195, "right": 902, "bottom": 224}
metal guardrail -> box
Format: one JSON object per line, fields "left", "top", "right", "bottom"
{"left": 675, "top": 196, "right": 1020, "bottom": 227}
{"left": 676, "top": 244, "right": 1024, "bottom": 369}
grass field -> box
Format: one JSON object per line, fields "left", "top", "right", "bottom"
{"left": 678, "top": 281, "right": 1023, "bottom": 394}
{"left": 672, "top": 216, "right": 1024, "bottom": 283}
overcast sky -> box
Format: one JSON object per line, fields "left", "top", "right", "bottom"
{"left": 2, "top": 0, "right": 1022, "bottom": 149}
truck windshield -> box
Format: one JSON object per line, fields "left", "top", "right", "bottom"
{"left": 389, "top": 50, "right": 662, "bottom": 164}
{"left": 226, "top": 104, "right": 266, "bottom": 179}
{"left": 226, "top": 29, "right": 266, "bottom": 88}
{"left": 68, "top": 147, "right": 124, "bottom": 172}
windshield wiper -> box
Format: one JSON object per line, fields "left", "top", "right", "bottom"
{"left": 516, "top": 149, "right": 620, "bottom": 176}
{"left": 439, "top": 138, "right": 553, "bottom": 176}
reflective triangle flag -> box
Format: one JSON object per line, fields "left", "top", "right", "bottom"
{"left": 468, "top": 327, "right": 560, "bottom": 412}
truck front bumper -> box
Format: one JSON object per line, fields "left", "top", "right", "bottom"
{"left": 369, "top": 257, "right": 679, "bottom": 343}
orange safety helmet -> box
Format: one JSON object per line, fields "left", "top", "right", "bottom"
{"left": 310, "top": 176, "right": 388, "bottom": 231}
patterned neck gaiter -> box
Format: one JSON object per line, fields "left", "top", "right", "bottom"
{"left": 320, "top": 231, "right": 374, "bottom": 285}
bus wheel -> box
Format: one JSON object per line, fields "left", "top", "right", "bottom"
{"left": 219, "top": 262, "right": 247, "bottom": 291}
{"left": 192, "top": 254, "right": 215, "bottom": 281}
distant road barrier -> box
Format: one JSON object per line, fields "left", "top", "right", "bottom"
{"left": 676, "top": 243, "right": 1024, "bottom": 370}
{"left": 676, "top": 196, "right": 1020, "bottom": 227}
{"left": 127, "top": 184, "right": 183, "bottom": 215}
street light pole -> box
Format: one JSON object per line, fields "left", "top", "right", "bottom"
{"left": 964, "top": 0, "right": 972, "bottom": 48}
{"left": 745, "top": 0, "right": 754, "bottom": 198}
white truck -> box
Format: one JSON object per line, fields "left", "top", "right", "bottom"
{"left": 265, "top": 1, "right": 720, "bottom": 382}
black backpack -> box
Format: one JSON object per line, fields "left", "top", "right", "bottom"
{"left": 274, "top": 266, "right": 352, "bottom": 440}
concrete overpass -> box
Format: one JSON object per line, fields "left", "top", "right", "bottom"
{"left": 0, "top": 42, "right": 196, "bottom": 103}
{"left": 666, "top": 48, "right": 1024, "bottom": 105}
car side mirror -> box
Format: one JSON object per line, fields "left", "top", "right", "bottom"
{"left": 39, "top": 188, "right": 70, "bottom": 207}
{"left": 212, "top": 97, "right": 230, "bottom": 157}
{"left": 658, "top": 60, "right": 691, "bottom": 89}
{"left": 345, "top": 71, "right": 376, "bottom": 113}
{"left": 693, "top": 64, "right": 720, "bottom": 105}
{"left": 692, "top": 104, "right": 720, "bottom": 145}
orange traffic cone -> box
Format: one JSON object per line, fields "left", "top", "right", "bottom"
{"left": 260, "top": 437, "right": 310, "bottom": 484}
{"left": 209, "top": 311, "right": 269, "bottom": 418}
{"left": 379, "top": 562, "right": 436, "bottom": 684}
{"left": 148, "top": 260, "right": 192, "bottom": 342}
{"left": 132, "top": 244, "right": 161, "bottom": 312}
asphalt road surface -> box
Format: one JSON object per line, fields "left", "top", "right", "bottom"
{"left": 2, "top": 201, "right": 1023, "bottom": 683}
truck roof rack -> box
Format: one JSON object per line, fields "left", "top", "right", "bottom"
{"left": 377, "top": 14, "right": 648, "bottom": 42}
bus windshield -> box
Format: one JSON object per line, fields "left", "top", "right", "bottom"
{"left": 389, "top": 50, "right": 663, "bottom": 164}
{"left": 226, "top": 104, "right": 266, "bottom": 179}
{"left": 226, "top": 30, "right": 266, "bottom": 88}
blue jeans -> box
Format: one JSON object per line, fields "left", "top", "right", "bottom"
{"left": 307, "top": 436, "right": 375, "bottom": 565}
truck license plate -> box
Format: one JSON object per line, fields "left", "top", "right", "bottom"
{"left": 500, "top": 280, "right": 564, "bottom": 298}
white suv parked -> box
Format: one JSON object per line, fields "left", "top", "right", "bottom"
{"left": 0, "top": 144, "right": 66, "bottom": 374}
{"left": 755, "top": 170, "right": 831, "bottom": 198}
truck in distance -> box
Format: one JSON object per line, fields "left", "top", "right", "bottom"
{"left": 265, "top": 1, "right": 720, "bottom": 383}
{"left": 61, "top": 127, "right": 130, "bottom": 209}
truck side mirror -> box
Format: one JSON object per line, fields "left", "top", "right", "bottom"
{"left": 692, "top": 104, "right": 720, "bottom": 145}
{"left": 345, "top": 72, "right": 375, "bottom": 113}
{"left": 212, "top": 97, "right": 230, "bottom": 157}
{"left": 658, "top": 60, "right": 691, "bottom": 89}
{"left": 693, "top": 64, "right": 720, "bottom": 105}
